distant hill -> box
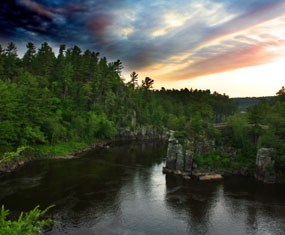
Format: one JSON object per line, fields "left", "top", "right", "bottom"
{"left": 231, "top": 96, "right": 274, "bottom": 112}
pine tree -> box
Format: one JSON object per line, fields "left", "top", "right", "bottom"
{"left": 22, "top": 42, "right": 37, "bottom": 72}
{"left": 3, "top": 42, "right": 19, "bottom": 81}
{"left": 141, "top": 77, "right": 154, "bottom": 90}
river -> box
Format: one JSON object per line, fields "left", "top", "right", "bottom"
{"left": 1, "top": 141, "right": 285, "bottom": 235}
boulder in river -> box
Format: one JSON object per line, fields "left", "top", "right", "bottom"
{"left": 164, "top": 131, "right": 193, "bottom": 174}
{"left": 199, "top": 174, "right": 223, "bottom": 181}
{"left": 255, "top": 148, "right": 276, "bottom": 184}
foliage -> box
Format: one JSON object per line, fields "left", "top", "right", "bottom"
{"left": 0, "top": 42, "right": 237, "bottom": 161}
{"left": 0, "top": 146, "right": 31, "bottom": 163}
{"left": 194, "top": 151, "right": 255, "bottom": 172}
{"left": 141, "top": 77, "right": 154, "bottom": 89}
{"left": 127, "top": 71, "right": 139, "bottom": 88}
{"left": 250, "top": 93, "right": 285, "bottom": 179}
{"left": 226, "top": 113, "right": 256, "bottom": 159}
{"left": 195, "top": 151, "right": 226, "bottom": 170}
{"left": 173, "top": 130, "right": 188, "bottom": 143}
{"left": 224, "top": 87, "right": 285, "bottom": 180}
{"left": 0, "top": 205, "right": 54, "bottom": 235}
{"left": 276, "top": 86, "right": 285, "bottom": 101}
{"left": 35, "top": 141, "right": 88, "bottom": 157}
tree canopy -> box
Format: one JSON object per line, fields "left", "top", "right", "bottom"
{"left": 0, "top": 42, "right": 237, "bottom": 153}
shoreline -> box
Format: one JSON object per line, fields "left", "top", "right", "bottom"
{"left": 0, "top": 137, "right": 167, "bottom": 176}
{"left": 0, "top": 139, "right": 112, "bottom": 175}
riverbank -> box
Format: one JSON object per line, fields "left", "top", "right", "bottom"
{"left": 0, "top": 139, "right": 112, "bottom": 175}
{"left": 0, "top": 126, "right": 168, "bottom": 175}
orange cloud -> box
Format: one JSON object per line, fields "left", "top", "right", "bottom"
{"left": 162, "top": 39, "right": 285, "bottom": 81}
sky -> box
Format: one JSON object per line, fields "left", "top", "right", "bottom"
{"left": 1, "top": 0, "right": 285, "bottom": 97}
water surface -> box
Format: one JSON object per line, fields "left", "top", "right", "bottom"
{"left": 1, "top": 142, "right": 285, "bottom": 235}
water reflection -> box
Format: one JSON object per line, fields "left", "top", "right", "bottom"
{"left": 165, "top": 175, "right": 222, "bottom": 234}
{"left": 222, "top": 177, "right": 285, "bottom": 235}
{"left": 1, "top": 142, "right": 285, "bottom": 235}
{"left": 164, "top": 175, "right": 285, "bottom": 235}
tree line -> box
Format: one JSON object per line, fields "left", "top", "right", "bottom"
{"left": 0, "top": 42, "right": 237, "bottom": 154}
{"left": 226, "top": 87, "right": 285, "bottom": 180}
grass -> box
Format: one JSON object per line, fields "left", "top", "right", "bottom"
{"left": 0, "top": 138, "right": 99, "bottom": 172}
{"left": 35, "top": 140, "right": 89, "bottom": 157}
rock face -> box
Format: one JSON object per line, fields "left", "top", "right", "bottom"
{"left": 164, "top": 131, "right": 193, "bottom": 174}
{"left": 195, "top": 140, "right": 215, "bottom": 156}
{"left": 117, "top": 126, "right": 167, "bottom": 141}
{"left": 255, "top": 148, "right": 276, "bottom": 184}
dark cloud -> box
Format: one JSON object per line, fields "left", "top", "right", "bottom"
{"left": 87, "top": 14, "right": 114, "bottom": 44}
{"left": 0, "top": 1, "right": 44, "bottom": 38}
{"left": 0, "top": 0, "right": 136, "bottom": 47}
{"left": 0, "top": 0, "right": 284, "bottom": 79}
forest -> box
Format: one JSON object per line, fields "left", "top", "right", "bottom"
{"left": 227, "top": 87, "right": 285, "bottom": 180}
{"left": 0, "top": 41, "right": 284, "bottom": 179}
{"left": 0, "top": 42, "right": 236, "bottom": 155}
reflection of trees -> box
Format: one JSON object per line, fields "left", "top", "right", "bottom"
{"left": 1, "top": 141, "right": 167, "bottom": 232}
{"left": 223, "top": 176, "right": 285, "bottom": 234}
{"left": 111, "top": 141, "right": 167, "bottom": 202}
{"left": 165, "top": 175, "right": 221, "bottom": 234}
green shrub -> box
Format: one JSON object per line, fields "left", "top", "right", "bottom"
{"left": 35, "top": 141, "right": 88, "bottom": 157}
{"left": 0, "top": 205, "right": 54, "bottom": 235}
{"left": 0, "top": 146, "right": 33, "bottom": 163}
{"left": 194, "top": 151, "right": 255, "bottom": 172}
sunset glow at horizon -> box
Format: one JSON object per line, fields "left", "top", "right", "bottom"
{"left": 1, "top": 0, "right": 285, "bottom": 97}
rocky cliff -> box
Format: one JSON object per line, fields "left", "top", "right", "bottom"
{"left": 116, "top": 126, "right": 168, "bottom": 141}
{"left": 164, "top": 131, "right": 193, "bottom": 174}
{"left": 255, "top": 148, "right": 276, "bottom": 184}
{"left": 163, "top": 131, "right": 224, "bottom": 180}
{"left": 163, "top": 129, "right": 279, "bottom": 184}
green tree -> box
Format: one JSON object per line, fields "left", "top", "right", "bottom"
{"left": 33, "top": 42, "right": 55, "bottom": 77}
{"left": 0, "top": 80, "right": 19, "bottom": 146}
{"left": 141, "top": 77, "right": 154, "bottom": 90}
{"left": 54, "top": 45, "right": 73, "bottom": 99}
{"left": 127, "top": 71, "right": 139, "bottom": 88}
{"left": 276, "top": 86, "right": 285, "bottom": 101}
{"left": 3, "top": 42, "right": 19, "bottom": 81}
{"left": 22, "top": 42, "right": 37, "bottom": 72}
{"left": 0, "top": 44, "right": 3, "bottom": 77}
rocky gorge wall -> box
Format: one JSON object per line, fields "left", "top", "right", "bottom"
{"left": 164, "top": 130, "right": 193, "bottom": 174}
{"left": 163, "top": 130, "right": 278, "bottom": 184}
{"left": 255, "top": 148, "right": 276, "bottom": 184}
{"left": 116, "top": 126, "right": 168, "bottom": 141}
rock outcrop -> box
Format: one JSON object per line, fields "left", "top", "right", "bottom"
{"left": 255, "top": 148, "right": 276, "bottom": 184}
{"left": 162, "top": 128, "right": 281, "bottom": 184}
{"left": 163, "top": 131, "right": 193, "bottom": 175}
{"left": 117, "top": 126, "right": 167, "bottom": 141}
{"left": 195, "top": 140, "right": 215, "bottom": 156}
{"left": 163, "top": 132, "right": 224, "bottom": 181}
